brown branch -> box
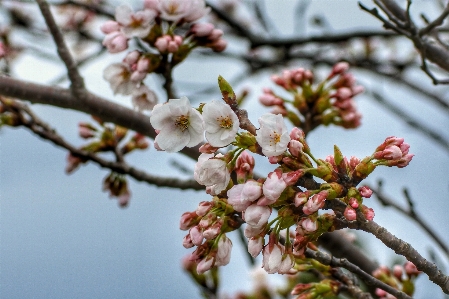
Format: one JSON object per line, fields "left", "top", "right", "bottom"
{"left": 3, "top": 98, "right": 202, "bottom": 190}
{"left": 419, "top": 2, "right": 449, "bottom": 36}
{"left": 36, "top": 0, "right": 85, "bottom": 93}
{"left": 0, "top": 75, "right": 201, "bottom": 161}
{"left": 305, "top": 248, "right": 411, "bottom": 299}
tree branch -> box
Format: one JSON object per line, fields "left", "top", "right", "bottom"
{"left": 305, "top": 248, "right": 412, "bottom": 299}
{"left": 36, "top": 0, "right": 85, "bottom": 93}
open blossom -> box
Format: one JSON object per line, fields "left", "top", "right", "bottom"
{"left": 158, "top": 0, "right": 210, "bottom": 23}
{"left": 256, "top": 113, "right": 290, "bottom": 157}
{"left": 150, "top": 96, "right": 204, "bottom": 152}
{"left": 132, "top": 85, "right": 158, "bottom": 111}
{"left": 194, "top": 153, "right": 230, "bottom": 194}
{"left": 202, "top": 100, "right": 239, "bottom": 147}
{"left": 103, "top": 63, "right": 136, "bottom": 95}
{"left": 115, "top": 5, "right": 156, "bottom": 38}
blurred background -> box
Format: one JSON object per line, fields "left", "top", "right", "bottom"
{"left": 1, "top": 0, "right": 449, "bottom": 298}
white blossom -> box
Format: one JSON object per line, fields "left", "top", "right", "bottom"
{"left": 132, "top": 85, "right": 158, "bottom": 111}
{"left": 202, "top": 100, "right": 239, "bottom": 147}
{"left": 256, "top": 113, "right": 290, "bottom": 157}
{"left": 194, "top": 153, "right": 230, "bottom": 194}
{"left": 115, "top": 5, "right": 156, "bottom": 38}
{"left": 103, "top": 63, "right": 136, "bottom": 95}
{"left": 150, "top": 96, "right": 204, "bottom": 152}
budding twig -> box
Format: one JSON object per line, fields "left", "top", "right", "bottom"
{"left": 306, "top": 248, "right": 412, "bottom": 299}
{"left": 36, "top": 0, "right": 86, "bottom": 94}
{"left": 1, "top": 98, "right": 202, "bottom": 190}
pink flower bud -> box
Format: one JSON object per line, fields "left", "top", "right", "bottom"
{"left": 288, "top": 140, "right": 303, "bottom": 157}
{"left": 302, "top": 191, "right": 327, "bottom": 214}
{"left": 393, "top": 265, "right": 403, "bottom": 280}
{"left": 248, "top": 237, "right": 264, "bottom": 258}
{"left": 209, "top": 29, "right": 223, "bottom": 41}
{"left": 100, "top": 20, "right": 120, "bottom": 34}
{"left": 196, "top": 201, "right": 213, "bottom": 217}
{"left": 290, "top": 127, "right": 305, "bottom": 141}
{"left": 190, "top": 22, "right": 215, "bottom": 37}
{"left": 102, "top": 31, "right": 128, "bottom": 53}
{"left": 196, "top": 256, "right": 214, "bottom": 274}
{"left": 155, "top": 36, "right": 169, "bottom": 52}
{"left": 203, "top": 222, "right": 221, "bottom": 240}
{"left": 362, "top": 206, "right": 375, "bottom": 221}
{"left": 349, "top": 197, "right": 359, "bottom": 209}
{"left": 199, "top": 143, "right": 219, "bottom": 154}
{"left": 358, "top": 186, "right": 373, "bottom": 198}
{"left": 262, "top": 170, "right": 287, "bottom": 203}
{"left": 189, "top": 225, "right": 204, "bottom": 246}
{"left": 301, "top": 218, "right": 317, "bottom": 233}
{"left": 211, "top": 39, "right": 227, "bottom": 52}
{"left": 259, "top": 92, "right": 283, "bottom": 106}
{"left": 404, "top": 261, "right": 420, "bottom": 276}
{"left": 294, "top": 191, "right": 310, "bottom": 207}
{"left": 331, "top": 62, "right": 349, "bottom": 76}
{"left": 183, "top": 234, "right": 194, "bottom": 248}
{"left": 180, "top": 211, "right": 198, "bottom": 230}
{"left": 282, "top": 170, "right": 304, "bottom": 186}
{"left": 344, "top": 206, "right": 357, "bottom": 221}
{"left": 243, "top": 204, "right": 271, "bottom": 228}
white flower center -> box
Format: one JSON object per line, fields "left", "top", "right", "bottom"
{"left": 175, "top": 115, "right": 190, "bottom": 131}
{"left": 217, "top": 116, "right": 233, "bottom": 129}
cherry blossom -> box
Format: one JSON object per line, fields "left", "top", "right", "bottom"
{"left": 256, "top": 113, "right": 290, "bottom": 157}
{"left": 194, "top": 153, "right": 230, "bottom": 194}
{"left": 158, "top": 0, "right": 210, "bottom": 23}
{"left": 243, "top": 204, "right": 271, "bottom": 229}
{"left": 115, "top": 5, "right": 156, "bottom": 38}
{"left": 227, "top": 180, "right": 262, "bottom": 212}
{"left": 261, "top": 170, "right": 287, "bottom": 204}
{"left": 150, "top": 96, "right": 204, "bottom": 152}
{"left": 215, "top": 234, "right": 232, "bottom": 267}
{"left": 131, "top": 85, "right": 158, "bottom": 111}
{"left": 103, "top": 63, "right": 136, "bottom": 95}
{"left": 202, "top": 100, "right": 240, "bottom": 147}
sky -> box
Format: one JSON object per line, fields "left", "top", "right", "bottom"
{"left": 2, "top": 1, "right": 449, "bottom": 298}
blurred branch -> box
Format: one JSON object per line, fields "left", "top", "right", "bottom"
{"left": 36, "top": 0, "right": 86, "bottom": 93}
{"left": 370, "top": 181, "right": 449, "bottom": 260}
{"left": 0, "top": 75, "right": 201, "bottom": 161}
{"left": 305, "top": 248, "right": 411, "bottom": 299}
{"left": 360, "top": 0, "right": 449, "bottom": 84}
{"left": 1, "top": 97, "right": 202, "bottom": 190}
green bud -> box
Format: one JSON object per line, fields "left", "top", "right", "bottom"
{"left": 218, "top": 75, "right": 236, "bottom": 102}
{"left": 333, "top": 145, "right": 344, "bottom": 166}
{"left": 234, "top": 132, "right": 257, "bottom": 150}
{"left": 320, "top": 182, "right": 344, "bottom": 199}
{"left": 287, "top": 110, "right": 302, "bottom": 127}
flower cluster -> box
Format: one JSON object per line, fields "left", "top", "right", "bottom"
{"left": 149, "top": 96, "right": 239, "bottom": 153}
{"left": 101, "top": 0, "right": 227, "bottom": 111}
{"left": 373, "top": 261, "right": 421, "bottom": 298}
{"left": 169, "top": 76, "right": 414, "bottom": 280}
{"left": 259, "top": 62, "right": 364, "bottom": 131}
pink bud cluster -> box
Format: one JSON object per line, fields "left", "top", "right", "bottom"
{"left": 328, "top": 63, "right": 364, "bottom": 129}
{"left": 373, "top": 261, "right": 421, "bottom": 298}
{"left": 188, "top": 23, "right": 227, "bottom": 52}
{"left": 259, "top": 62, "right": 364, "bottom": 130}
{"left": 373, "top": 136, "right": 414, "bottom": 168}
{"left": 180, "top": 201, "right": 233, "bottom": 274}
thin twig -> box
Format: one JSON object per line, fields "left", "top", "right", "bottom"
{"left": 420, "top": 3, "right": 449, "bottom": 36}
{"left": 3, "top": 98, "right": 202, "bottom": 190}
{"left": 305, "top": 248, "right": 411, "bottom": 299}
{"left": 36, "top": 0, "right": 85, "bottom": 93}
{"left": 370, "top": 183, "right": 449, "bottom": 260}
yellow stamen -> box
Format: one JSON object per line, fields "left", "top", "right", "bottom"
{"left": 175, "top": 115, "right": 190, "bottom": 131}
{"left": 217, "top": 116, "right": 233, "bottom": 129}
